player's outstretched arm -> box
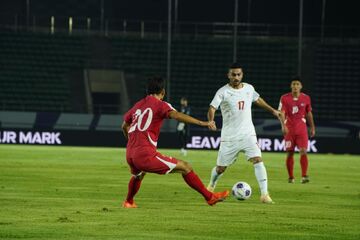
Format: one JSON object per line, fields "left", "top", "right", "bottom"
{"left": 255, "top": 97, "right": 287, "bottom": 134}
{"left": 121, "top": 121, "right": 130, "bottom": 140}
{"left": 168, "top": 110, "right": 215, "bottom": 129}
{"left": 254, "top": 97, "right": 280, "bottom": 117}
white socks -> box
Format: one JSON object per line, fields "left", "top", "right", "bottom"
{"left": 208, "top": 166, "right": 223, "bottom": 188}
{"left": 254, "top": 162, "right": 268, "bottom": 195}
{"left": 209, "top": 163, "right": 269, "bottom": 196}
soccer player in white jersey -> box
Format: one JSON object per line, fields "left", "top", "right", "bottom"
{"left": 207, "top": 62, "right": 284, "bottom": 204}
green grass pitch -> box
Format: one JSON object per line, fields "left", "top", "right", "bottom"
{"left": 0, "top": 145, "right": 359, "bottom": 239}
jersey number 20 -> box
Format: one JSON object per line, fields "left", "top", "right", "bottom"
{"left": 128, "top": 108, "right": 153, "bottom": 133}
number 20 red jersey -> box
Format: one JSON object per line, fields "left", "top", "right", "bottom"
{"left": 124, "top": 95, "right": 175, "bottom": 153}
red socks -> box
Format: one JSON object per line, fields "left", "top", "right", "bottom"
{"left": 286, "top": 155, "right": 294, "bottom": 179}
{"left": 183, "top": 171, "right": 212, "bottom": 201}
{"left": 126, "top": 171, "right": 213, "bottom": 203}
{"left": 126, "top": 176, "right": 142, "bottom": 203}
{"left": 300, "top": 154, "right": 308, "bottom": 177}
{"left": 287, "top": 154, "right": 309, "bottom": 178}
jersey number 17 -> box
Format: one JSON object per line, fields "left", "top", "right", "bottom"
{"left": 238, "top": 101, "right": 245, "bottom": 110}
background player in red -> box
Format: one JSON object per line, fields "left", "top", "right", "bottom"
{"left": 121, "top": 77, "right": 229, "bottom": 208}
{"left": 278, "top": 77, "right": 316, "bottom": 183}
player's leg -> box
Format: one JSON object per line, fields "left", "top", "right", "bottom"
{"left": 172, "top": 160, "right": 229, "bottom": 205}
{"left": 207, "top": 141, "right": 238, "bottom": 191}
{"left": 123, "top": 172, "right": 146, "bottom": 208}
{"left": 172, "top": 159, "right": 212, "bottom": 201}
{"left": 153, "top": 152, "right": 229, "bottom": 205}
{"left": 286, "top": 151, "right": 295, "bottom": 183}
{"left": 248, "top": 157, "right": 269, "bottom": 198}
{"left": 245, "top": 136, "right": 273, "bottom": 203}
{"left": 179, "top": 130, "right": 186, "bottom": 156}
{"left": 207, "top": 165, "right": 227, "bottom": 192}
{"left": 183, "top": 130, "right": 189, "bottom": 156}
{"left": 249, "top": 157, "right": 274, "bottom": 204}
{"left": 180, "top": 131, "right": 187, "bottom": 156}
{"left": 123, "top": 156, "right": 145, "bottom": 208}
{"left": 299, "top": 148, "right": 309, "bottom": 183}
{"left": 285, "top": 134, "right": 296, "bottom": 183}
{"left": 296, "top": 134, "right": 310, "bottom": 183}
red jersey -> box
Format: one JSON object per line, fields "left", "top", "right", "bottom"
{"left": 124, "top": 95, "right": 175, "bottom": 153}
{"left": 279, "top": 93, "right": 312, "bottom": 133}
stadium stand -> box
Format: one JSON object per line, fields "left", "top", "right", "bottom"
{"left": 0, "top": 32, "right": 88, "bottom": 112}
{"left": 95, "top": 114, "right": 123, "bottom": 131}
{"left": 0, "top": 30, "right": 358, "bottom": 122}
{"left": 54, "top": 113, "right": 93, "bottom": 130}
{"left": 0, "top": 111, "right": 36, "bottom": 129}
{"left": 314, "top": 43, "right": 360, "bottom": 121}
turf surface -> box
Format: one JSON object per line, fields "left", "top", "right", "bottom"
{"left": 0, "top": 145, "right": 359, "bottom": 239}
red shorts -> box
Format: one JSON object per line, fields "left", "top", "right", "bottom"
{"left": 126, "top": 149, "right": 179, "bottom": 175}
{"left": 284, "top": 132, "right": 308, "bottom": 151}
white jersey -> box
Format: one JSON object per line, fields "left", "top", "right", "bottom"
{"left": 210, "top": 83, "right": 259, "bottom": 141}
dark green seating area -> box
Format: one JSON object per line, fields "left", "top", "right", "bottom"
{"left": 110, "top": 37, "right": 167, "bottom": 75}
{"left": 109, "top": 37, "right": 167, "bottom": 104}
{"left": 0, "top": 31, "right": 358, "bottom": 121}
{"left": 0, "top": 32, "right": 88, "bottom": 112}
{"left": 314, "top": 44, "right": 360, "bottom": 121}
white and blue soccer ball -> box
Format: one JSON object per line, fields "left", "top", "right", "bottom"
{"left": 232, "top": 181, "right": 252, "bottom": 200}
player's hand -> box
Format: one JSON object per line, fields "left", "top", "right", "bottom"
{"left": 272, "top": 109, "right": 282, "bottom": 119}
{"left": 199, "top": 121, "right": 215, "bottom": 129}
{"left": 279, "top": 111, "right": 285, "bottom": 121}
{"left": 310, "top": 127, "right": 315, "bottom": 138}
{"left": 207, "top": 121, "right": 217, "bottom": 131}
{"left": 276, "top": 111, "right": 286, "bottom": 124}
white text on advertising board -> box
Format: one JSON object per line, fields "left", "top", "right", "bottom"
{"left": 0, "top": 131, "right": 62, "bottom": 144}
{"left": 186, "top": 136, "right": 317, "bottom": 152}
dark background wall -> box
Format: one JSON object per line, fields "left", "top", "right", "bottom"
{"left": 0, "top": 0, "right": 359, "bottom": 26}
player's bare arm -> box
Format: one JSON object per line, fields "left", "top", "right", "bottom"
{"left": 255, "top": 97, "right": 286, "bottom": 134}
{"left": 207, "top": 106, "right": 217, "bottom": 131}
{"left": 306, "top": 111, "right": 316, "bottom": 137}
{"left": 255, "top": 97, "right": 281, "bottom": 117}
{"left": 121, "top": 121, "right": 130, "bottom": 140}
{"left": 279, "top": 111, "right": 289, "bottom": 135}
{"left": 169, "top": 110, "right": 215, "bottom": 129}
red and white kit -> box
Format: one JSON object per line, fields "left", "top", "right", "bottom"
{"left": 124, "top": 95, "right": 179, "bottom": 175}
{"left": 279, "top": 93, "right": 312, "bottom": 151}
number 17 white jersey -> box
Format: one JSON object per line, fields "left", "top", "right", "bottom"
{"left": 210, "top": 83, "right": 259, "bottom": 141}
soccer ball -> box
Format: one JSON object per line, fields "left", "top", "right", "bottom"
{"left": 232, "top": 181, "right": 252, "bottom": 200}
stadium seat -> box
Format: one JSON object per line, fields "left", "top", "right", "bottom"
{"left": 54, "top": 113, "right": 94, "bottom": 130}
{"left": 96, "top": 114, "right": 123, "bottom": 131}
{"left": 0, "top": 111, "right": 36, "bottom": 129}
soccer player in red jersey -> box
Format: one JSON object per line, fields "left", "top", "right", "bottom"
{"left": 121, "top": 77, "right": 229, "bottom": 208}
{"left": 278, "top": 77, "right": 316, "bottom": 184}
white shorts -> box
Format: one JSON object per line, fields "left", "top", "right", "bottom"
{"left": 216, "top": 135, "right": 261, "bottom": 167}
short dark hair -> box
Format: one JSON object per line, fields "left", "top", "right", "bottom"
{"left": 229, "top": 62, "right": 243, "bottom": 69}
{"left": 147, "top": 76, "right": 165, "bottom": 95}
{"left": 291, "top": 75, "right": 301, "bottom": 82}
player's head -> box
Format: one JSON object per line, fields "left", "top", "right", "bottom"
{"left": 180, "top": 97, "right": 188, "bottom": 106}
{"left": 147, "top": 76, "right": 166, "bottom": 99}
{"left": 228, "top": 62, "right": 243, "bottom": 88}
{"left": 290, "top": 76, "right": 302, "bottom": 94}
